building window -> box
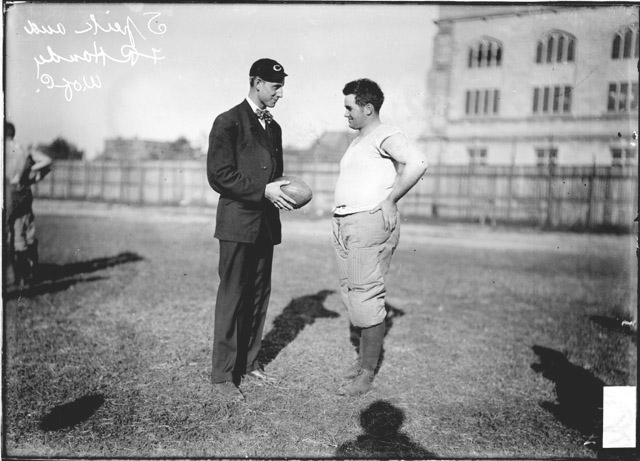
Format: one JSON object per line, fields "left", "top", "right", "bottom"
{"left": 532, "top": 85, "right": 572, "bottom": 114}
{"left": 611, "top": 147, "right": 636, "bottom": 166}
{"left": 536, "top": 147, "right": 558, "bottom": 167}
{"left": 468, "top": 38, "right": 503, "bottom": 68}
{"left": 535, "top": 31, "right": 576, "bottom": 64}
{"left": 468, "top": 147, "right": 487, "bottom": 166}
{"left": 465, "top": 89, "right": 500, "bottom": 116}
{"left": 607, "top": 81, "right": 638, "bottom": 112}
{"left": 612, "top": 24, "right": 639, "bottom": 59}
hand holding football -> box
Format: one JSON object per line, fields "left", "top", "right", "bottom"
{"left": 274, "top": 175, "right": 313, "bottom": 209}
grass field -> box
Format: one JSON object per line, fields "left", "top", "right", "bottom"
{"left": 3, "top": 200, "right": 637, "bottom": 459}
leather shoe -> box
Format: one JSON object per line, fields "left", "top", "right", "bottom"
{"left": 337, "top": 369, "right": 374, "bottom": 396}
{"left": 212, "top": 381, "right": 244, "bottom": 402}
{"left": 342, "top": 359, "right": 361, "bottom": 379}
{"left": 244, "top": 369, "right": 277, "bottom": 385}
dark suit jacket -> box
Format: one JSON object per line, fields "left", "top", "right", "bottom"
{"left": 207, "top": 100, "right": 283, "bottom": 244}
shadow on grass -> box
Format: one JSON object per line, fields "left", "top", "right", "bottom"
{"left": 39, "top": 394, "right": 105, "bottom": 431}
{"left": 336, "top": 400, "right": 436, "bottom": 459}
{"left": 349, "top": 303, "right": 405, "bottom": 373}
{"left": 37, "top": 251, "right": 145, "bottom": 282}
{"left": 531, "top": 345, "right": 604, "bottom": 442}
{"left": 590, "top": 315, "right": 637, "bottom": 342}
{"left": 4, "top": 276, "right": 108, "bottom": 300}
{"left": 258, "top": 289, "right": 338, "bottom": 366}
{"left": 4, "top": 252, "right": 144, "bottom": 300}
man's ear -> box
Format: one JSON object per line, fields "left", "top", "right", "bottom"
{"left": 365, "top": 103, "right": 374, "bottom": 116}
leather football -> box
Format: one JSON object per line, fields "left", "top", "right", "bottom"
{"left": 275, "top": 175, "right": 313, "bottom": 209}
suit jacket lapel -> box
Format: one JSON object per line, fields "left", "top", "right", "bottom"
{"left": 240, "top": 100, "right": 273, "bottom": 154}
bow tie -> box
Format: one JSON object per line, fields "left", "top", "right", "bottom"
{"left": 255, "top": 108, "right": 273, "bottom": 124}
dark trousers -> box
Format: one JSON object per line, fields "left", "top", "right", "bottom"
{"left": 211, "top": 235, "right": 274, "bottom": 384}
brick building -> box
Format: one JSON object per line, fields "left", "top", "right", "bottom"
{"left": 422, "top": 5, "right": 638, "bottom": 166}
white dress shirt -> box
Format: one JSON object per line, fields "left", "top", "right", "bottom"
{"left": 245, "top": 97, "right": 267, "bottom": 129}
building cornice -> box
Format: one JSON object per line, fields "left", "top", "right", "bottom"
{"left": 449, "top": 113, "right": 638, "bottom": 124}
{"left": 434, "top": 4, "right": 600, "bottom": 25}
{"left": 419, "top": 132, "right": 637, "bottom": 143}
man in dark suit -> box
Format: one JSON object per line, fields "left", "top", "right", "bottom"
{"left": 207, "top": 58, "right": 296, "bottom": 401}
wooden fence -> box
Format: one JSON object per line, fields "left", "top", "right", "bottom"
{"left": 33, "top": 159, "right": 638, "bottom": 231}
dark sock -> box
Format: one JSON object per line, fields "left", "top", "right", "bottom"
{"left": 13, "top": 251, "right": 30, "bottom": 284}
{"left": 26, "top": 242, "right": 38, "bottom": 281}
{"left": 360, "top": 322, "right": 386, "bottom": 371}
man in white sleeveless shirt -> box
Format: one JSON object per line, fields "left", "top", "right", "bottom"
{"left": 333, "top": 79, "right": 428, "bottom": 396}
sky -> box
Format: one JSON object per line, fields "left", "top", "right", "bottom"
{"left": 5, "top": 2, "right": 439, "bottom": 159}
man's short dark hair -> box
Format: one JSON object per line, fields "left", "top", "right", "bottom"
{"left": 4, "top": 121, "right": 15, "bottom": 139}
{"left": 342, "top": 79, "right": 385, "bottom": 112}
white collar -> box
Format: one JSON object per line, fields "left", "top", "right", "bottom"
{"left": 245, "top": 97, "right": 263, "bottom": 114}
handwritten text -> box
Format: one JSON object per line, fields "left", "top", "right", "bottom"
{"left": 26, "top": 10, "right": 167, "bottom": 101}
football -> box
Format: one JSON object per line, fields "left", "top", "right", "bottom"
{"left": 275, "top": 175, "right": 313, "bottom": 209}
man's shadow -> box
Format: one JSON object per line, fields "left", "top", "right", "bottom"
{"left": 531, "top": 345, "right": 605, "bottom": 442}
{"left": 39, "top": 394, "right": 105, "bottom": 431}
{"left": 336, "top": 400, "right": 436, "bottom": 458}
{"left": 4, "top": 251, "right": 144, "bottom": 300}
{"left": 349, "top": 303, "right": 405, "bottom": 373}
{"left": 258, "top": 289, "right": 338, "bottom": 366}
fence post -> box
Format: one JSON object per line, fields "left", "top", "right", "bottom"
{"left": 67, "top": 161, "right": 73, "bottom": 199}
{"left": 50, "top": 162, "right": 55, "bottom": 197}
{"left": 586, "top": 163, "right": 596, "bottom": 228}
{"left": 202, "top": 162, "right": 208, "bottom": 204}
{"left": 491, "top": 169, "right": 498, "bottom": 226}
{"left": 545, "top": 164, "right": 555, "bottom": 228}
{"left": 465, "top": 166, "right": 472, "bottom": 221}
{"left": 432, "top": 165, "right": 441, "bottom": 218}
{"left": 507, "top": 138, "right": 516, "bottom": 222}
{"left": 603, "top": 166, "right": 613, "bottom": 226}
{"left": 158, "top": 163, "right": 163, "bottom": 205}
{"left": 435, "top": 138, "right": 446, "bottom": 218}
{"left": 119, "top": 162, "right": 126, "bottom": 203}
{"left": 178, "top": 162, "right": 185, "bottom": 205}
{"left": 83, "top": 160, "right": 89, "bottom": 199}
{"left": 139, "top": 164, "right": 145, "bottom": 204}
{"left": 100, "top": 161, "right": 106, "bottom": 201}
{"left": 312, "top": 153, "right": 319, "bottom": 216}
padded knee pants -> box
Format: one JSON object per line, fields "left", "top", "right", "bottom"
{"left": 332, "top": 210, "right": 400, "bottom": 328}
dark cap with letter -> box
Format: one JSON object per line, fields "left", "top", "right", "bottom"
{"left": 250, "top": 58, "right": 288, "bottom": 83}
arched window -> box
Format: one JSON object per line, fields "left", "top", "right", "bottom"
{"left": 536, "top": 42, "right": 543, "bottom": 63}
{"left": 612, "top": 24, "right": 639, "bottom": 59}
{"left": 535, "top": 31, "right": 576, "bottom": 64}
{"left": 567, "top": 39, "right": 575, "bottom": 61}
{"left": 468, "top": 38, "right": 503, "bottom": 68}
{"left": 557, "top": 36, "right": 565, "bottom": 62}
{"left": 546, "top": 36, "right": 555, "bottom": 62}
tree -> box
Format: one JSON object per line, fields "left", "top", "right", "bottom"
{"left": 170, "top": 136, "right": 191, "bottom": 153}
{"left": 168, "top": 136, "right": 199, "bottom": 159}
{"left": 38, "top": 137, "right": 84, "bottom": 160}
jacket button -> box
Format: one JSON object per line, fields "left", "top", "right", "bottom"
{"left": 262, "top": 166, "right": 267, "bottom": 170}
